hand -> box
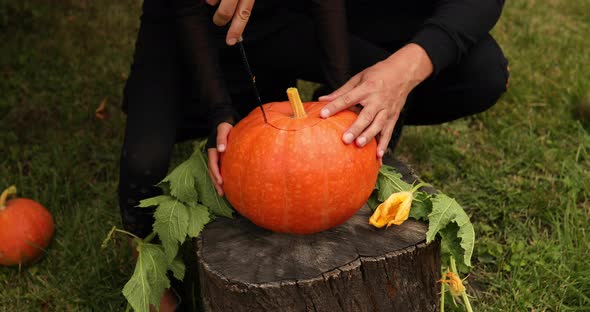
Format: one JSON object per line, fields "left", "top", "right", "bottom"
{"left": 207, "top": 122, "right": 233, "bottom": 196}
{"left": 206, "top": 0, "right": 255, "bottom": 46}
{"left": 319, "top": 43, "right": 433, "bottom": 158}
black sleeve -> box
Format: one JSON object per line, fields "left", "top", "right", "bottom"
{"left": 172, "top": 0, "right": 240, "bottom": 129}
{"left": 308, "top": 0, "right": 351, "bottom": 88}
{"left": 410, "top": 0, "right": 505, "bottom": 75}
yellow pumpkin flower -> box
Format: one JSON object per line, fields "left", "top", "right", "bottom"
{"left": 369, "top": 191, "right": 413, "bottom": 228}
{"left": 439, "top": 271, "right": 466, "bottom": 298}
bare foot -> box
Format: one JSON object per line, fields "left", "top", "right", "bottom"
{"left": 151, "top": 288, "right": 179, "bottom": 312}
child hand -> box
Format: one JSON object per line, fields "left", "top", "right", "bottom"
{"left": 207, "top": 122, "right": 233, "bottom": 196}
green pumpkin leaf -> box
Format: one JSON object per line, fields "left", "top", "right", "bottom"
{"left": 160, "top": 157, "right": 200, "bottom": 205}
{"left": 123, "top": 243, "right": 170, "bottom": 312}
{"left": 439, "top": 223, "right": 470, "bottom": 272}
{"left": 137, "top": 195, "right": 175, "bottom": 208}
{"left": 187, "top": 202, "right": 211, "bottom": 238}
{"left": 169, "top": 255, "right": 186, "bottom": 281}
{"left": 409, "top": 191, "right": 432, "bottom": 221}
{"left": 376, "top": 165, "right": 413, "bottom": 201}
{"left": 153, "top": 199, "right": 190, "bottom": 260}
{"left": 426, "top": 194, "right": 475, "bottom": 267}
{"left": 367, "top": 190, "right": 381, "bottom": 211}
{"left": 192, "top": 144, "right": 234, "bottom": 218}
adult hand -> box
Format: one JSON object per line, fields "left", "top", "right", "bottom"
{"left": 206, "top": 0, "right": 255, "bottom": 46}
{"left": 207, "top": 122, "right": 233, "bottom": 196}
{"left": 319, "top": 43, "right": 434, "bottom": 158}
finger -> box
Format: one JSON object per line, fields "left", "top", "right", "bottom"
{"left": 355, "top": 110, "right": 388, "bottom": 147}
{"left": 213, "top": 0, "right": 238, "bottom": 27}
{"left": 226, "top": 0, "right": 254, "bottom": 45}
{"left": 206, "top": 0, "right": 220, "bottom": 5}
{"left": 207, "top": 148, "right": 223, "bottom": 196}
{"left": 376, "top": 119, "right": 396, "bottom": 158}
{"left": 216, "top": 122, "right": 233, "bottom": 152}
{"left": 341, "top": 105, "right": 380, "bottom": 144}
{"left": 318, "top": 73, "right": 362, "bottom": 101}
{"left": 321, "top": 82, "right": 371, "bottom": 118}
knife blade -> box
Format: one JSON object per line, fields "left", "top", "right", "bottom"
{"left": 236, "top": 36, "right": 268, "bottom": 123}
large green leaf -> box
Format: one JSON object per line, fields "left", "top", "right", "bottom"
{"left": 187, "top": 202, "right": 211, "bottom": 238}
{"left": 123, "top": 243, "right": 170, "bottom": 312}
{"left": 376, "top": 165, "right": 413, "bottom": 202}
{"left": 409, "top": 191, "right": 432, "bottom": 221}
{"left": 192, "top": 144, "right": 234, "bottom": 218}
{"left": 367, "top": 190, "right": 381, "bottom": 211}
{"left": 169, "top": 255, "right": 186, "bottom": 281}
{"left": 153, "top": 198, "right": 189, "bottom": 260}
{"left": 160, "top": 157, "right": 199, "bottom": 205}
{"left": 439, "top": 223, "right": 470, "bottom": 272}
{"left": 427, "top": 194, "right": 475, "bottom": 267}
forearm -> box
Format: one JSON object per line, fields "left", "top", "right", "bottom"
{"left": 308, "top": 0, "right": 350, "bottom": 88}
{"left": 172, "top": 0, "right": 239, "bottom": 127}
{"left": 410, "top": 0, "right": 505, "bottom": 74}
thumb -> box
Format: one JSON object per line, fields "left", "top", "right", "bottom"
{"left": 216, "top": 122, "right": 233, "bottom": 152}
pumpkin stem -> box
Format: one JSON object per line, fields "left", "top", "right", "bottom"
{"left": 0, "top": 185, "right": 17, "bottom": 210}
{"left": 409, "top": 182, "right": 430, "bottom": 194}
{"left": 287, "top": 87, "right": 307, "bottom": 119}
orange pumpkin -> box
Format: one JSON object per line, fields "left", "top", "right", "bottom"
{"left": 0, "top": 186, "right": 55, "bottom": 266}
{"left": 220, "top": 88, "right": 380, "bottom": 234}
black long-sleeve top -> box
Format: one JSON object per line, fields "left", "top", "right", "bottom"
{"left": 139, "top": 0, "right": 505, "bottom": 128}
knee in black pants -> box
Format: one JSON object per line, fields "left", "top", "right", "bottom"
{"left": 118, "top": 141, "right": 173, "bottom": 238}
{"left": 454, "top": 35, "right": 510, "bottom": 115}
{"left": 406, "top": 35, "right": 509, "bottom": 125}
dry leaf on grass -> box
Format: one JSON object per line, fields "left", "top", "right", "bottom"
{"left": 95, "top": 98, "right": 109, "bottom": 120}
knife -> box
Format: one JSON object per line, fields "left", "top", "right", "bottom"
{"left": 236, "top": 36, "right": 268, "bottom": 123}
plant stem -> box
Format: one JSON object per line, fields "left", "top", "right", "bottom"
{"left": 287, "top": 87, "right": 307, "bottom": 119}
{"left": 410, "top": 181, "right": 429, "bottom": 194}
{"left": 450, "top": 257, "right": 473, "bottom": 312}
{"left": 113, "top": 229, "right": 141, "bottom": 240}
{"left": 440, "top": 281, "right": 446, "bottom": 312}
{"left": 143, "top": 231, "right": 157, "bottom": 244}
{"left": 0, "top": 185, "right": 17, "bottom": 210}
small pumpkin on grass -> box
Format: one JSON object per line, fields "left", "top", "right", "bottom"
{"left": 220, "top": 88, "right": 381, "bottom": 234}
{"left": 0, "top": 185, "right": 55, "bottom": 266}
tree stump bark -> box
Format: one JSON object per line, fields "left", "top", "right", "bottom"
{"left": 195, "top": 158, "right": 441, "bottom": 312}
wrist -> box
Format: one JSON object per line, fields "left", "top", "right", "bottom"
{"left": 385, "top": 43, "right": 434, "bottom": 87}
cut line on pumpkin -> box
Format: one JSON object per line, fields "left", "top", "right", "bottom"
{"left": 252, "top": 103, "right": 324, "bottom": 131}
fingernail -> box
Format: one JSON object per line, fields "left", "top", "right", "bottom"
{"left": 378, "top": 149, "right": 385, "bottom": 157}
{"left": 357, "top": 136, "right": 367, "bottom": 146}
{"left": 343, "top": 132, "right": 354, "bottom": 144}
{"left": 218, "top": 144, "right": 226, "bottom": 152}
{"left": 318, "top": 95, "right": 330, "bottom": 101}
{"left": 320, "top": 108, "right": 330, "bottom": 118}
{"left": 227, "top": 38, "right": 237, "bottom": 45}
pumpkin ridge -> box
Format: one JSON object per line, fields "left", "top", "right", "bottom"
{"left": 239, "top": 123, "right": 270, "bottom": 215}
{"left": 323, "top": 113, "right": 352, "bottom": 132}
{"left": 320, "top": 129, "right": 330, "bottom": 230}
{"left": 279, "top": 118, "right": 296, "bottom": 231}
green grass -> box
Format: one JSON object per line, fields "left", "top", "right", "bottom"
{"left": 1, "top": 0, "right": 589, "bottom": 311}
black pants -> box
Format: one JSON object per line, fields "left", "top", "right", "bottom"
{"left": 118, "top": 9, "right": 509, "bottom": 237}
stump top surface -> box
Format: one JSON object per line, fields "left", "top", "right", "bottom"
{"left": 197, "top": 158, "right": 428, "bottom": 284}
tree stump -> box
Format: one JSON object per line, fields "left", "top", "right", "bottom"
{"left": 195, "top": 158, "right": 441, "bottom": 312}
